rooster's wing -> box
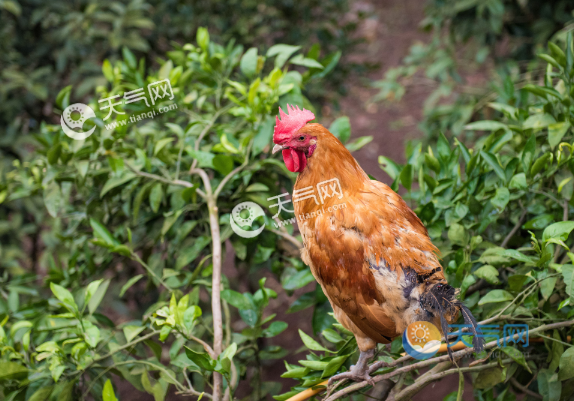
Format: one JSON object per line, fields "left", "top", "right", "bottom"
{"left": 298, "top": 180, "right": 444, "bottom": 341}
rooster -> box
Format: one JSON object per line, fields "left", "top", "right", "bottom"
{"left": 272, "top": 105, "right": 483, "bottom": 383}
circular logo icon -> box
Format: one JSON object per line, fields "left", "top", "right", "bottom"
{"left": 402, "top": 321, "right": 442, "bottom": 360}
{"left": 230, "top": 202, "right": 265, "bottom": 238}
{"left": 60, "top": 103, "right": 97, "bottom": 140}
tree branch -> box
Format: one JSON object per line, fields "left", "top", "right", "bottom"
{"left": 501, "top": 208, "right": 527, "bottom": 248}
{"left": 267, "top": 226, "right": 303, "bottom": 249}
{"left": 510, "top": 377, "right": 543, "bottom": 400}
{"left": 322, "top": 319, "right": 574, "bottom": 401}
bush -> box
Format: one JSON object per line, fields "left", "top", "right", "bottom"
{"left": 278, "top": 36, "right": 574, "bottom": 400}
{"left": 0, "top": 0, "right": 360, "bottom": 166}
{"left": 0, "top": 30, "right": 371, "bottom": 400}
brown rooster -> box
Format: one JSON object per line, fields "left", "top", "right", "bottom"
{"left": 272, "top": 105, "right": 483, "bottom": 383}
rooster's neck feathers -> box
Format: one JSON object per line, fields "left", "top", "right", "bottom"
{"left": 295, "top": 124, "right": 369, "bottom": 193}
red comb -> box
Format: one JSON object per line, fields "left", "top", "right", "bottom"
{"left": 273, "top": 104, "right": 315, "bottom": 144}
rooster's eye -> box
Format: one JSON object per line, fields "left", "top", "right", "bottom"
{"left": 298, "top": 136, "right": 305, "bottom": 141}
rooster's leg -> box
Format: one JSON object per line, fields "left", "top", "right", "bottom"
{"left": 328, "top": 348, "right": 376, "bottom": 386}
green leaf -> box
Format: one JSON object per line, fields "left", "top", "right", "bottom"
{"left": 559, "top": 347, "right": 574, "bottom": 381}
{"left": 213, "top": 155, "right": 234, "bottom": 175}
{"left": 88, "top": 279, "right": 110, "bottom": 315}
{"left": 509, "top": 173, "right": 527, "bottom": 190}
{"left": 378, "top": 156, "right": 401, "bottom": 180}
{"left": 85, "top": 279, "right": 104, "bottom": 307}
{"left": 543, "top": 221, "right": 574, "bottom": 242}
{"left": 480, "top": 151, "right": 506, "bottom": 181}
{"left": 464, "top": 121, "right": 508, "bottom": 131}
{"left": 538, "top": 53, "right": 562, "bottom": 69}
{"left": 524, "top": 113, "right": 556, "bottom": 130}
{"left": 240, "top": 47, "right": 258, "bottom": 77}
{"left": 90, "top": 219, "right": 119, "bottom": 246}
{"left": 186, "top": 148, "right": 215, "bottom": 168}
{"left": 29, "top": 386, "right": 54, "bottom": 401}
{"left": 540, "top": 275, "right": 558, "bottom": 300}
{"left": 522, "top": 134, "right": 536, "bottom": 174}
{"left": 473, "top": 265, "right": 499, "bottom": 284}
{"left": 531, "top": 153, "right": 552, "bottom": 176}
{"left": 322, "top": 328, "right": 344, "bottom": 343}
{"left": 425, "top": 153, "right": 441, "bottom": 173}
{"left": 321, "top": 354, "right": 350, "bottom": 377}
{"left": 299, "top": 360, "right": 329, "bottom": 370}
{"left": 122, "top": 47, "right": 137, "bottom": 69}
{"left": 100, "top": 173, "right": 136, "bottom": 197}
{"left": 538, "top": 368, "right": 561, "bottom": 400}
{"left": 478, "top": 290, "right": 513, "bottom": 305}
{"left": 263, "top": 321, "right": 288, "bottom": 337}
{"left": 523, "top": 214, "right": 554, "bottom": 230}
{"left": 345, "top": 136, "right": 373, "bottom": 152}
{"left": 290, "top": 54, "right": 324, "bottom": 69}
{"left": 501, "top": 347, "right": 531, "bottom": 373}
{"left": 175, "top": 236, "right": 211, "bottom": 269}
{"left": 221, "top": 343, "right": 237, "bottom": 361}
{"left": 196, "top": 27, "right": 209, "bottom": 50}
{"left": 298, "top": 329, "right": 330, "bottom": 352}
{"left": 149, "top": 183, "right": 163, "bottom": 213}
{"left": 184, "top": 346, "right": 214, "bottom": 371}
{"left": 281, "top": 367, "right": 308, "bottom": 379}
{"left": 329, "top": 117, "right": 351, "bottom": 143}
{"left": 490, "top": 187, "right": 509, "bottom": 211}
{"left": 84, "top": 324, "right": 100, "bottom": 348}
{"left": 0, "top": 361, "right": 28, "bottom": 381}
{"left": 120, "top": 274, "right": 144, "bottom": 297}
{"left": 267, "top": 44, "right": 301, "bottom": 68}
{"left": 50, "top": 283, "right": 78, "bottom": 314}
{"left": 400, "top": 164, "right": 413, "bottom": 191}
{"left": 44, "top": 181, "right": 62, "bottom": 218}
{"left": 448, "top": 223, "right": 468, "bottom": 246}
{"left": 562, "top": 265, "right": 574, "bottom": 298}
{"left": 220, "top": 289, "right": 251, "bottom": 310}
{"left": 102, "top": 60, "right": 114, "bottom": 82}
{"left": 474, "top": 367, "right": 505, "bottom": 389}
{"left": 123, "top": 325, "right": 146, "bottom": 342}
{"left": 548, "top": 122, "right": 570, "bottom": 148}
{"left": 282, "top": 269, "right": 315, "bottom": 291}
{"left": 154, "top": 138, "right": 175, "bottom": 156}
{"left": 102, "top": 379, "right": 118, "bottom": 401}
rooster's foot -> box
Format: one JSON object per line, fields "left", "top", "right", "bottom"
{"left": 328, "top": 368, "right": 376, "bottom": 386}
{"left": 328, "top": 349, "right": 376, "bottom": 387}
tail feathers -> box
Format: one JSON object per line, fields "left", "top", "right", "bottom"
{"left": 424, "top": 287, "right": 455, "bottom": 360}
{"left": 423, "top": 284, "right": 484, "bottom": 360}
{"left": 456, "top": 302, "right": 485, "bottom": 353}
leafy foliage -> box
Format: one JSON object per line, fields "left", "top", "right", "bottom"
{"left": 0, "top": 27, "right": 374, "bottom": 399}
{"left": 0, "top": 0, "right": 361, "bottom": 173}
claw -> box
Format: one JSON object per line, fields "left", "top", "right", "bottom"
{"left": 328, "top": 349, "right": 378, "bottom": 388}
{"left": 328, "top": 370, "right": 376, "bottom": 387}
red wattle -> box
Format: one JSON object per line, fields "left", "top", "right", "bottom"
{"left": 282, "top": 149, "right": 307, "bottom": 172}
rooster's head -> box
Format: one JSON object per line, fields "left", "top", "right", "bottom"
{"left": 272, "top": 104, "right": 317, "bottom": 173}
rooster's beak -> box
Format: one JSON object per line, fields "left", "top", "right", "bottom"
{"left": 272, "top": 144, "right": 284, "bottom": 154}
